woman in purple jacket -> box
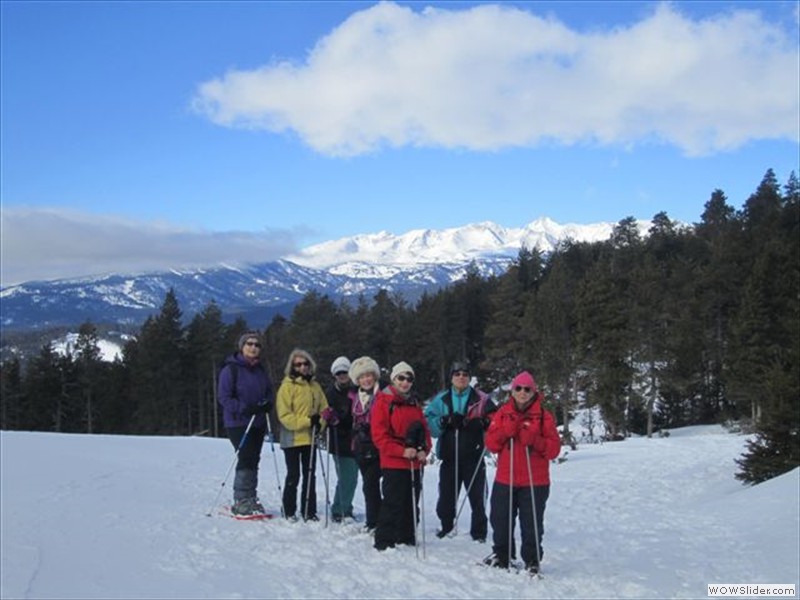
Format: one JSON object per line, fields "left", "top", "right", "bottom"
{"left": 217, "top": 331, "right": 275, "bottom": 516}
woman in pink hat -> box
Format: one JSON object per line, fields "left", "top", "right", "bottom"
{"left": 483, "top": 371, "right": 561, "bottom": 574}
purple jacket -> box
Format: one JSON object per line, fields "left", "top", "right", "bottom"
{"left": 217, "top": 353, "right": 274, "bottom": 429}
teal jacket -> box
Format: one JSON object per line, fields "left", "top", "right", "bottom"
{"left": 424, "top": 386, "right": 494, "bottom": 459}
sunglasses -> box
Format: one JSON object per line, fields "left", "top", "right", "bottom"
{"left": 335, "top": 371, "right": 349, "bottom": 376}
{"left": 452, "top": 370, "right": 470, "bottom": 377}
{"left": 293, "top": 361, "right": 310, "bottom": 368}
{"left": 244, "top": 341, "right": 262, "bottom": 348}
{"left": 513, "top": 386, "right": 533, "bottom": 393}
{"left": 395, "top": 374, "right": 414, "bottom": 383}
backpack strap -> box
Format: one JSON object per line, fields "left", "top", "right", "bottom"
{"left": 228, "top": 363, "right": 239, "bottom": 400}
{"left": 442, "top": 390, "right": 454, "bottom": 415}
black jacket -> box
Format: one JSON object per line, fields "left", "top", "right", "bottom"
{"left": 325, "top": 382, "right": 356, "bottom": 457}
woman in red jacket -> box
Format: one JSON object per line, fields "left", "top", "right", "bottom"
{"left": 484, "top": 371, "right": 561, "bottom": 573}
{"left": 371, "top": 361, "right": 432, "bottom": 551}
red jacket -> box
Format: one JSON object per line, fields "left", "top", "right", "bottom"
{"left": 372, "top": 385, "right": 432, "bottom": 471}
{"left": 485, "top": 393, "right": 561, "bottom": 486}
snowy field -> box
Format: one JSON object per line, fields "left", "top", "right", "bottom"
{"left": 1, "top": 425, "right": 798, "bottom": 599}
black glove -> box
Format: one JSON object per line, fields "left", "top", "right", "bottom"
{"left": 309, "top": 414, "right": 321, "bottom": 431}
{"left": 440, "top": 413, "right": 465, "bottom": 430}
{"left": 247, "top": 400, "right": 272, "bottom": 416}
{"left": 357, "top": 423, "right": 371, "bottom": 443}
{"left": 405, "top": 420, "right": 426, "bottom": 450}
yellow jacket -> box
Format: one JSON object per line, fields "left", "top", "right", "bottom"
{"left": 276, "top": 375, "right": 328, "bottom": 448}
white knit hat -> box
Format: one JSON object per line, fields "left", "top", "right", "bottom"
{"left": 330, "top": 356, "right": 351, "bottom": 376}
{"left": 390, "top": 361, "right": 415, "bottom": 381}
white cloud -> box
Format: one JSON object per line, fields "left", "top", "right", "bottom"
{"left": 0, "top": 208, "right": 299, "bottom": 286}
{"left": 191, "top": 2, "right": 799, "bottom": 157}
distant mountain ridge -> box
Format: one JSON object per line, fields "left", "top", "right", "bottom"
{"left": 0, "top": 217, "right": 641, "bottom": 331}
{"left": 286, "top": 217, "right": 618, "bottom": 275}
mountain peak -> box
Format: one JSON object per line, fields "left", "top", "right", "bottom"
{"left": 286, "top": 217, "right": 629, "bottom": 270}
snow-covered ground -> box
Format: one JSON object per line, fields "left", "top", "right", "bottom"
{"left": 1, "top": 425, "right": 798, "bottom": 599}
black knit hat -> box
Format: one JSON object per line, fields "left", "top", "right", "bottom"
{"left": 449, "top": 361, "right": 470, "bottom": 377}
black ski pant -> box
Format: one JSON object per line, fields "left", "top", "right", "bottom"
{"left": 356, "top": 454, "right": 382, "bottom": 529}
{"left": 490, "top": 482, "right": 549, "bottom": 566}
{"left": 227, "top": 426, "right": 266, "bottom": 501}
{"left": 436, "top": 455, "right": 487, "bottom": 540}
{"left": 282, "top": 445, "right": 317, "bottom": 520}
{"left": 374, "top": 466, "right": 422, "bottom": 550}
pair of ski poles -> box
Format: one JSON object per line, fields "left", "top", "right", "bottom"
{"left": 305, "top": 423, "right": 334, "bottom": 526}
{"left": 506, "top": 437, "right": 543, "bottom": 575}
{"left": 205, "top": 413, "right": 288, "bottom": 519}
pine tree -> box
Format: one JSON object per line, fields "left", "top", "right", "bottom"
{"left": 74, "top": 321, "right": 102, "bottom": 433}
{"left": 484, "top": 247, "right": 543, "bottom": 388}
{"left": 0, "top": 357, "right": 24, "bottom": 430}
{"left": 185, "top": 302, "right": 228, "bottom": 436}
{"left": 735, "top": 172, "right": 800, "bottom": 483}
{"left": 129, "top": 289, "right": 186, "bottom": 434}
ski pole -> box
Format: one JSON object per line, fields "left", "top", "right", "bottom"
{"left": 317, "top": 441, "right": 330, "bottom": 527}
{"left": 305, "top": 428, "right": 317, "bottom": 521}
{"left": 410, "top": 460, "right": 419, "bottom": 560}
{"left": 508, "top": 436, "right": 514, "bottom": 572}
{"left": 453, "top": 427, "right": 460, "bottom": 536}
{"left": 206, "top": 414, "right": 257, "bottom": 517}
{"left": 332, "top": 425, "right": 342, "bottom": 521}
{"left": 451, "top": 449, "right": 486, "bottom": 536}
{"left": 265, "top": 415, "right": 286, "bottom": 519}
{"left": 419, "top": 464, "right": 427, "bottom": 559}
{"left": 525, "top": 447, "right": 543, "bottom": 574}
{"left": 325, "top": 437, "right": 331, "bottom": 525}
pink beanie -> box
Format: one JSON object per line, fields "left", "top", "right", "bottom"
{"left": 511, "top": 371, "right": 536, "bottom": 391}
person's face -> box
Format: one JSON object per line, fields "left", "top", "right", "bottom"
{"left": 451, "top": 370, "right": 470, "bottom": 391}
{"left": 357, "top": 372, "right": 376, "bottom": 390}
{"left": 242, "top": 338, "right": 261, "bottom": 359}
{"left": 511, "top": 384, "right": 534, "bottom": 406}
{"left": 393, "top": 372, "right": 414, "bottom": 393}
{"left": 335, "top": 371, "right": 351, "bottom": 385}
{"left": 292, "top": 356, "right": 311, "bottom": 373}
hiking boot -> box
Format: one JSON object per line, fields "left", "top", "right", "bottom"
{"left": 231, "top": 498, "right": 264, "bottom": 516}
{"left": 374, "top": 541, "right": 395, "bottom": 551}
{"left": 483, "top": 553, "right": 509, "bottom": 569}
{"left": 525, "top": 562, "right": 540, "bottom": 575}
{"left": 435, "top": 525, "right": 453, "bottom": 538}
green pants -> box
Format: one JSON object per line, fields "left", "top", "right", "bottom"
{"left": 331, "top": 455, "right": 359, "bottom": 518}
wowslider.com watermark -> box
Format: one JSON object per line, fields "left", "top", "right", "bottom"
{"left": 708, "top": 584, "right": 796, "bottom": 597}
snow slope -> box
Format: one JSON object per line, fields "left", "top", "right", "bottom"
{"left": 1, "top": 426, "right": 798, "bottom": 599}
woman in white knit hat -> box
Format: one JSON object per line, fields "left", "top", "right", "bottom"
{"left": 322, "top": 356, "right": 359, "bottom": 522}
{"left": 371, "top": 361, "right": 432, "bottom": 551}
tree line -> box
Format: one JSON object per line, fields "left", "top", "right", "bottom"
{"left": 1, "top": 169, "right": 797, "bottom": 483}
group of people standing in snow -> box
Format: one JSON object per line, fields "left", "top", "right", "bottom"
{"left": 216, "top": 331, "right": 561, "bottom": 573}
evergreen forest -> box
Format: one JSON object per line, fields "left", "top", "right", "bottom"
{"left": 1, "top": 169, "right": 798, "bottom": 484}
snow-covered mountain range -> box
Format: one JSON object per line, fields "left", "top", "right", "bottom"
{"left": 0, "top": 217, "right": 640, "bottom": 331}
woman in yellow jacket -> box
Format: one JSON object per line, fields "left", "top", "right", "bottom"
{"left": 277, "top": 348, "right": 328, "bottom": 521}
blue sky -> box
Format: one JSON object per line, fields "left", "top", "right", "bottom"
{"left": 1, "top": 0, "right": 798, "bottom": 286}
